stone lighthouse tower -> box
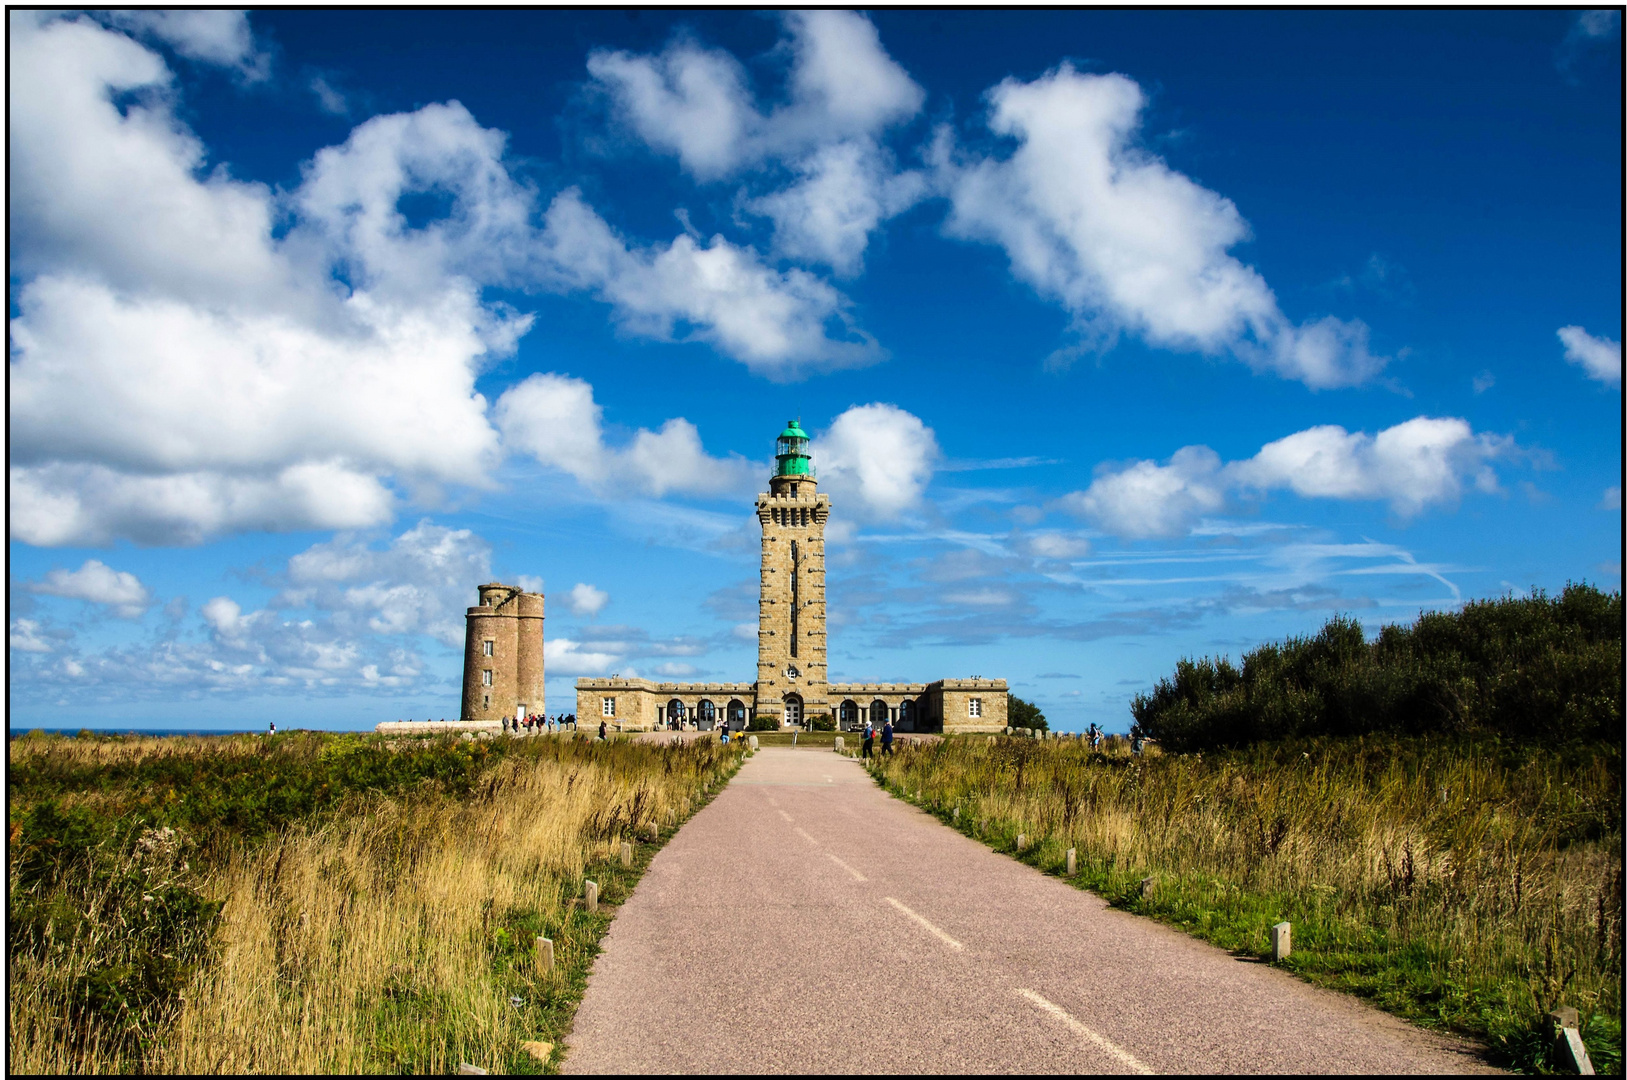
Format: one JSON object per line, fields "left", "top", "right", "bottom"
{"left": 755, "top": 420, "right": 830, "bottom": 727}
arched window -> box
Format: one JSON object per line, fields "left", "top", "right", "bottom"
{"left": 783, "top": 693, "right": 803, "bottom": 726}
{"left": 698, "top": 699, "right": 716, "bottom": 725}
{"left": 667, "top": 699, "right": 686, "bottom": 727}
{"left": 870, "top": 699, "right": 888, "bottom": 726}
{"left": 899, "top": 699, "right": 914, "bottom": 731}
{"left": 840, "top": 700, "right": 859, "bottom": 729}
{"left": 726, "top": 699, "right": 747, "bottom": 730}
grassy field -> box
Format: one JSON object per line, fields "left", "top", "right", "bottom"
{"left": 8, "top": 730, "right": 744, "bottom": 1074}
{"left": 869, "top": 734, "right": 1622, "bottom": 1074}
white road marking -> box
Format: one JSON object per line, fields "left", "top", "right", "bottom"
{"left": 885, "top": 897, "right": 963, "bottom": 951}
{"left": 777, "top": 809, "right": 794, "bottom": 823}
{"left": 826, "top": 853, "right": 867, "bottom": 881}
{"left": 795, "top": 827, "right": 819, "bottom": 846}
{"left": 1015, "top": 989, "right": 1153, "bottom": 1074}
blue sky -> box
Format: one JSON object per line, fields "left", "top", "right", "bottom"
{"left": 8, "top": 9, "right": 1621, "bottom": 732}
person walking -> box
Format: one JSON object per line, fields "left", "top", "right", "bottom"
{"left": 862, "top": 719, "right": 874, "bottom": 759}
{"left": 881, "top": 717, "right": 895, "bottom": 757}
{"left": 268, "top": 720, "right": 275, "bottom": 734}
{"left": 598, "top": 719, "right": 608, "bottom": 741}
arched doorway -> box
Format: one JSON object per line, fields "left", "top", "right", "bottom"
{"left": 898, "top": 699, "right": 915, "bottom": 732}
{"left": 726, "top": 699, "right": 747, "bottom": 730}
{"left": 667, "top": 699, "right": 686, "bottom": 730}
{"left": 697, "top": 699, "right": 716, "bottom": 730}
{"left": 783, "top": 693, "right": 803, "bottom": 727}
{"left": 840, "top": 699, "right": 859, "bottom": 730}
{"left": 870, "top": 699, "right": 888, "bottom": 727}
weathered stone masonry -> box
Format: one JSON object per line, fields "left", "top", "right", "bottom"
{"left": 460, "top": 582, "right": 544, "bottom": 722}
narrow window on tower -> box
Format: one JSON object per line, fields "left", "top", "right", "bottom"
{"left": 790, "top": 539, "right": 799, "bottom": 658}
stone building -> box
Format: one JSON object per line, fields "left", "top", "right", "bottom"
{"left": 460, "top": 582, "right": 544, "bottom": 722}
{"left": 574, "top": 421, "right": 1007, "bottom": 734}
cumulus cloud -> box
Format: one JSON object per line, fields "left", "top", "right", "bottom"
{"left": 935, "top": 63, "right": 1385, "bottom": 388}
{"left": 564, "top": 583, "right": 609, "bottom": 617}
{"left": 589, "top": 11, "right": 926, "bottom": 275}
{"left": 279, "top": 519, "right": 494, "bottom": 646}
{"left": 494, "top": 372, "right": 757, "bottom": 498}
{"left": 25, "top": 559, "right": 153, "bottom": 617}
{"left": 817, "top": 403, "right": 940, "bottom": 521}
{"left": 103, "top": 9, "right": 266, "bottom": 77}
{"left": 1066, "top": 417, "right": 1513, "bottom": 538}
{"left": 1558, "top": 325, "right": 1622, "bottom": 386}
{"left": 10, "top": 619, "right": 55, "bottom": 654}
{"left": 544, "top": 637, "right": 620, "bottom": 677}
{"left": 536, "top": 189, "right": 877, "bottom": 376}
{"left": 8, "top": 15, "right": 533, "bottom": 546}
{"left": 1062, "top": 446, "right": 1226, "bottom": 540}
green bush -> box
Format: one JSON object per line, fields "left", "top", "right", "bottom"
{"left": 809, "top": 713, "right": 836, "bottom": 732}
{"left": 1133, "top": 583, "right": 1622, "bottom": 752}
{"left": 1008, "top": 694, "right": 1048, "bottom": 731}
{"left": 747, "top": 715, "right": 778, "bottom": 731}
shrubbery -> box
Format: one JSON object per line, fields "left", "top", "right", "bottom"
{"left": 1132, "top": 583, "right": 1622, "bottom": 752}
{"left": 1008, "top": 694, "right": 1048, "bottom": 731}
{"left": 809, "top": 713, "right": 836, "bottom": 731}
{"left": 747, "top": 715, "right": 778, "bottom": 731}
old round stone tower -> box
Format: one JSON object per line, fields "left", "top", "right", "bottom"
{"left": 460, "top": 582, "right": 544, "bottom": 721}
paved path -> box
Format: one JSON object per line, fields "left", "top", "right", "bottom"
{"left": 564, "top": 748, "right": 1496, "bottom": 1074}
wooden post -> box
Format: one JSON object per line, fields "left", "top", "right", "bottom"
{"left": 648, "top": 822, "right": 658, "bottom": 842}
{"left": 620, "top": 841, "right": 632, "bottom": 867}
{"left": 1270, "top": 921, "right": 1291, "bottom": 961}
{"left": 585, "top": 880, "right": 598, "bottom": 914}
{"left": 1066, "top": 848, "right": 1077, "bottom": 876}
{"left": 535, "top": 936, "right": 554, "bottom": 975}
{"left": 1017, "top": 834, "right": 1028, "bottom": 851}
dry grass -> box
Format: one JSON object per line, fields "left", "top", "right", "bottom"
{"left": 873, "top": 734, "right": 1623, "bottom": 1072}
{"left": 9, "top": 732, "right": 740, "bottom": 1074}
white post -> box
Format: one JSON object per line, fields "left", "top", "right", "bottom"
{"left": 585, "top": 880, "right": 599, "bottom": 914}
{"left": 1017, "top": 833, "right": 1028, "bottom": 851}
{"left": 1270, "top": 921, "right": 1291, "bottom": 961}
{"left": 1066, "top": 848, "right": 1077, "bottom": 876}
{"left": 621, "top": 841, "right": 632, "bottom": 867}
{"left": 535, "top": 936, "right": 554, "bottom": 974}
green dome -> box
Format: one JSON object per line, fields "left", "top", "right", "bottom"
{"left": 779, "top": 420, "right": 809, "bottom": 441}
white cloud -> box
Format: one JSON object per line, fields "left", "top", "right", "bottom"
{"left": 536, "top": 189, "right": 877, "bottom": 376}
{"left": 1230, "top": 418, "right": 1508, "bottom": 514}
{"left": 544, "top": 637, "right": 620, "bottom": 677}
{"left": 1062, "top": 446, "right": 1226, "bottom": 539}
{"left": 1014, "top": 531, "right": 1092, "bottom": 560}
{"left": 935, "top": 63, "right": 1385, "bottom": 388}
{"left": 1067, "top": 417, "right": 1513, "bottom": 538}
{"left": 564, "top": 583, "right": 609, "bottom": 617}
{"left": 747, "top": 140, "right": 926, "bottom": 276}
{"left": 103, "top": 10, "right": 266, "bottom": 77}
{"left": 280, "top": 520, "right": 493, "bottom": 646}
{"left": 589, "top": 11, "right": 925, "bottom": 276}
{"left": 1558, "top": 325, "right": 1622, "bottom": 386}
{"left": 10, "top": 619, "right": 54, "bottom": 654}
{"left": 817, "top": 403, "right": 940, "bottom": 521}
{"left": 310, "top": 75, "right": 347, "bottom": 115}
{"left": 8, "top": 16, "right": 534, "bottom": 547}
{"left": 1602, "top": 486, "right": 1621, "bottom": 511}
{"left": 26, "top": 559, "right": 153, "bottom": 617}
{"left": 732, "top": 621, "right": 758, "bottom": 642}
{"left": 494, "top": 371, "right": 757, "bottom": 498}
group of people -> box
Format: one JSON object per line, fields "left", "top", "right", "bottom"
{"left": 504, "top": 713, "right": 576, "bottom": 735}
{"left": 860, "top": 718, "right": 895, "bottom": 758}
